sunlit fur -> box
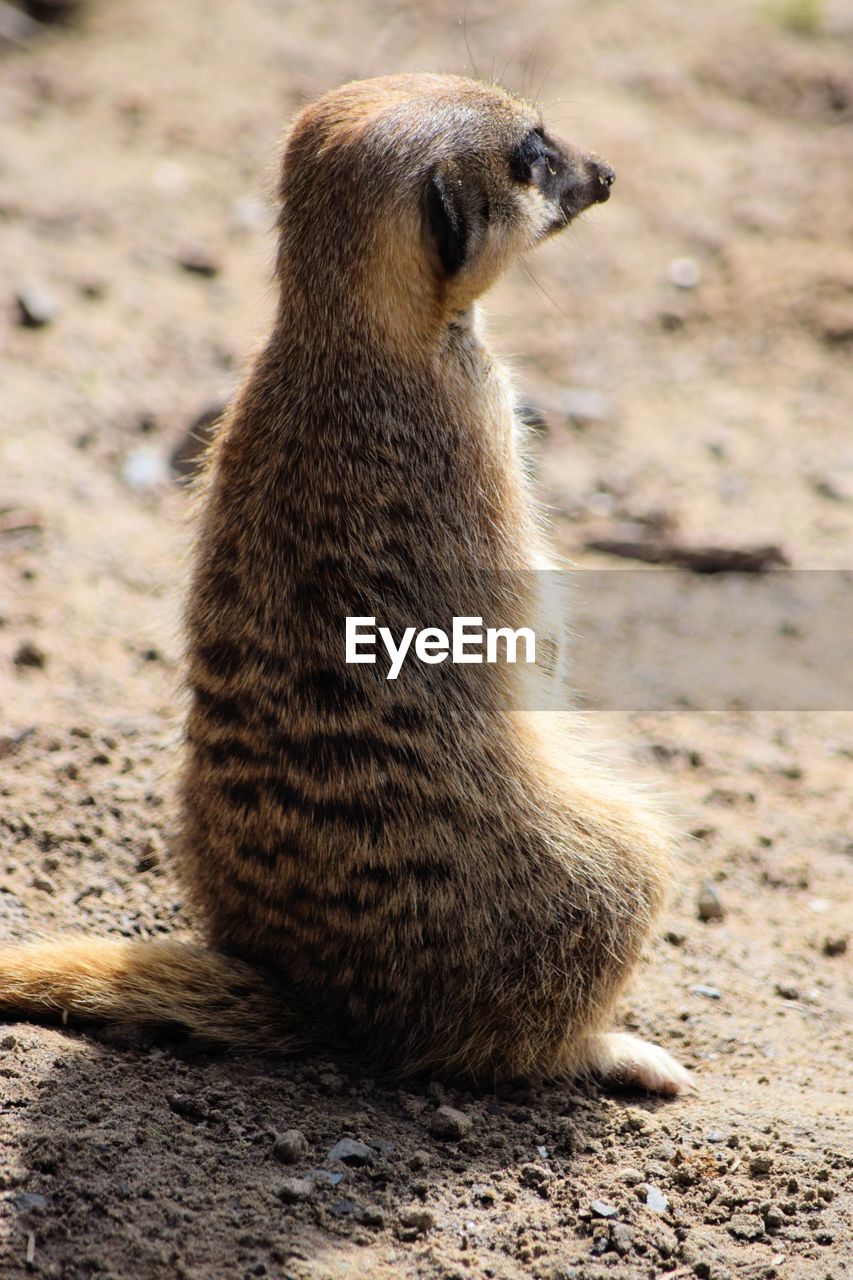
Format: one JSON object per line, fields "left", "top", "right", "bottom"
{"left": 0, "top": 76, "right": 690, "bottom": 1093}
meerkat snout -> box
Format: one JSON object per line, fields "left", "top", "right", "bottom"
{"left": 551, "top": 150, "right": 615, "bottom": 229}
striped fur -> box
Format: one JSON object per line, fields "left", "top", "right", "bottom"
{"left": 0, "top": 76, "right": 691, "bottom": 1092}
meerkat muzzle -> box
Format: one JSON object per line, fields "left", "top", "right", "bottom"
{"left": 559, "top": 151, "right": 615, "bottom": 220}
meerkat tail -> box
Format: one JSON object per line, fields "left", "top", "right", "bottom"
{"left": 0, "top": 937, "right": 304, "bottom": 1051}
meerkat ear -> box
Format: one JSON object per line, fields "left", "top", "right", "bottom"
{"left": 424, "top": 169, "right": 469, "bottom": 276}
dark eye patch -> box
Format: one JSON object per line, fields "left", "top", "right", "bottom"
{"left": 507, "top": 131, "right": 548, "bottom": 186}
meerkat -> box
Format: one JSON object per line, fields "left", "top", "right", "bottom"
{"left": 0, "top": 74, "right": 692, "bottom": 1094}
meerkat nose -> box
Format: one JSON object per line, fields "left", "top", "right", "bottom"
{"left": 587, "top": 154, "right": 615, "bottom": 201}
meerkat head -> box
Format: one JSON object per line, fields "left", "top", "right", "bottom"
{"left": 276, "top": 74, "right": 614, "bottom": 341}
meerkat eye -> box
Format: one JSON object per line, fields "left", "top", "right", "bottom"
{"left": 509, "top": 128, "right": 558, "bottom": 186}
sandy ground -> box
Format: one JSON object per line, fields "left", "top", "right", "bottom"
{"left": 0, "top": 1, "right": 851, "bottom": 1277}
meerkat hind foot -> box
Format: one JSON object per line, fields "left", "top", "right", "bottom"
{"left": 586, "top": 1031, "right": 695, "bottom": 1097}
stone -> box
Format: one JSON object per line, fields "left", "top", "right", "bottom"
{"left": 14, "top": 1191, "right": 47, "bottom": 1211}
{"left": 15, "top": 283, "right": 59, "bottom": 328}
{"left": 276, "top": 1177, "right": 314, "bottom": 1204}
{"left": 728, "top": 1212, "right": 764, "bottom": 1240}
{"left": 359, "top": 1207, "right": 385, "bottom": 1228}
{"left": 520, "top": 1164, "right": 553, "bottom": 1196}
{"left": 697, "top": 882, "right": 724, "bottom": 921}
{"left": 428, "top": 1105, "right": 472, "bottom": 1140}
{"left": 273, "top": 1130, "right": 308, "bottom": 1164}
{"left": 774, "top": 983, "right": 799, "bottom": 1000}
{"left": 327, "top": 1138, "right": 372, "bottom": 1167}
{"left": 812, "top": 472, "right": 853, "bottom": 504}
{"left": 122, "top": 448, "right": 170, "bottom": 494}
{"left": 13, "top": 641, "right": 46, "bottom": 670}
{"left": 667, "top": 257, "right": 702, "bottom": 289}
{"left": 609, "top": 1222, "right": 635, "bottom": 1255}
{"left": 590, "top": 1199, "right": 618, "bottom": 1218}
{"left": 398, "top": 1206, "right": 434, "bottom": 1234}
{"left": 177, "top": 246, "right": 220, "bottom": 278}
{"left": 646, "top": 1184, "right": 669, "bottom": 1214}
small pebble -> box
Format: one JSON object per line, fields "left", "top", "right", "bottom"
{"left": 774, "top": 983, "right": 799, "bottom": 1000}
{"left": 167, "top": 1093, "right": 208, "bottom": 1122}
{"left": 122, "top": 448, "right": 171, "bottom": 494}
{"left": 697, "top": 881, "right": 725, "bottom": 922}
{"left": 520, "top": 1164, "right": 553, "bottom": 1194}
{"left": 645, "top": 1185, "right": 669, "bottom": 1214}
{"left": 728, "top": 1212, "right": 765, "bottom": 1241}
{"left": 822, "top": 935, "right": 847, "bottom": 957}
{"left": 13, "top": 641, "right": 46, "bottom": 670}
{"left": 590, "top": 1199, "right": 618, "bottom": 1218}
{"left": 749, "top": 1154, "right": 774, "bottom": 1176}
{"left": 609, "top": 1222, "right": 635, "bottom": 1255}
{"left": 276, "top": 1177, "right": 314, "bottom": 1204}
{"left": 667, "top": 257, "right": 702, "bottom": 289}
{"left": 812, "top": 473, "right": 853, "bottom": 504}
{"left": 177, "top": 246, "right": 220, "bottom": 278}
{"left": 428, "top": 1105, "right": 472, "bottom": 1140}
{"left": 15, "top": 283, "right": 59, "bottom": 328}
{"left": 398, "top": 1206, "right": 434, "bottom": 1234}
{"left": 692, "top": 984, "right": 722, "bottom": 1000}
{"left": 31, "top": 875, "right": 55, "bottom": 894}
{"left": 359, "top": 1206, "right": 385, "bottom": 1228}
{"left": 327, "top": 1138, "right": 372, "bottom": 1167}
{"left": 273, "top": 1129, "right": 308, "bottom": 1164}
{"left": 14, "top": 1191, "right": 47, "bottom": 1212}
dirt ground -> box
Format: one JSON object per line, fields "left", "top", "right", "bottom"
{"left": 1, "top": 1, "right": 851, "bottom": 1277}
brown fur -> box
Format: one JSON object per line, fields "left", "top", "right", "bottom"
{"left": 0, "top": 75, "right": 691, "bottom": 1093}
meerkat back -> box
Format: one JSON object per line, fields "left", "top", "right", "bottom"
{"left": 0, "top": 75, "right": 691, "bottom": 1094}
